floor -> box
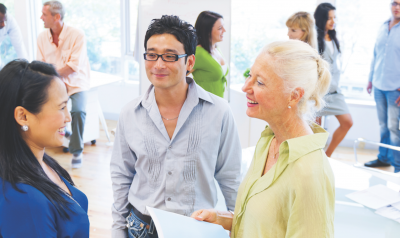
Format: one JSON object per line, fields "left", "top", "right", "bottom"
{"left": 45, "top": 120, "right": 394, "bottom": 238}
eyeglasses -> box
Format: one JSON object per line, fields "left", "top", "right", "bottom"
{"left": 392, "top": 2, "right": 400, "bottom": 7}
{"left": 143, "top": 53, "right": 187, "bottom": 62}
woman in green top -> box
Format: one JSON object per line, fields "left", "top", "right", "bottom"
{"left": 191, "top": 11, "right": 228, "bottom": 98}
{"left": 191, "top": 40, "right": 335, "bottom": 238}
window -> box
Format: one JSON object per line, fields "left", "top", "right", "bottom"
{"left": 0, "top": 0, "right": 17, "bottom": 67}
{"left": 43, "top": 0, "right": 123, "bottom": 76}
{"left": 336, "top": 0, "right": 392, "bottom": 99}
{"left": 38, "top": 0, "right": 140, "bottom": 81}
{"left": 230, "top": 0, "right": 318, "bottom": 85}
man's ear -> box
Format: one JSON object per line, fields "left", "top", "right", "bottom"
{"left": 55, "top": 13, "right": 61, "bottom": 22}
{"left": 186, "top": 54, "right": 196, "bottom": 72}
{"left": 14, "top": 106, "right": 29, "bottom": 127}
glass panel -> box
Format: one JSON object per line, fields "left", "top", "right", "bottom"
{"left": 231, "top": 0, "right": 317, "bottom": 85}
{"left": 336, "top": 0, "right": 391, "bottom": 99}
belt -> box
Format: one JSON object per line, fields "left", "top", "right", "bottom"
{"left": 327, "top": 91, "right": 338, "bottom": 95}
{"left": 131, "top": 205, "right": 152, "bottom": 224}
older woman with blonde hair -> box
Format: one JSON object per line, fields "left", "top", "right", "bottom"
{"left": 286, "top": 11, "right": 318, "bottom": 49}
{"left": 191, "top": 40, "right": 335, "bottom": 238}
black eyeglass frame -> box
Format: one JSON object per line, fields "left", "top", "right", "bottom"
{"left": 143, "top": 53, "right": 188, "bottom": 62}
{"left": 392, "top": 2, "right": 400, "bottom": 7}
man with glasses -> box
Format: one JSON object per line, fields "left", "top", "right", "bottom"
{"left": 0, "top": 3, "right": 28, "bottom": 68}
{"left": 111, "top": 15, "right": 241, "bottom": 238}
{"left": 365, "top": 0, "right": 400, "bottom": 173}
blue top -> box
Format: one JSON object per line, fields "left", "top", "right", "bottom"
{"left": 369, "top": 19, "right": 400, "bottom": 91}
{"left": 0, "top": 176, "right": 90, "bottom": 238}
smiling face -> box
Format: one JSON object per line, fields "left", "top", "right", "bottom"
{"left": 145, "top": 33, "right": 195, "bottom": 90}
{"left": 392, "top": 0, "right": 400, "bottom": 20}
{"left": 287, "top": 27, "right": 305, "bottom": 40}
{"left": 211, "top": 18, "right": 226, "bottom": 44}
{"left": 325, "top": 10, "right": 336, "bottom": 31}
{"left": 242, "top": 54, "right": 290, "bottom": 122}
{"left": 21, "top": 78, "right": 71, "bottom": 150}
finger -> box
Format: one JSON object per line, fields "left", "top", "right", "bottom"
{"left": 193, "top": 210, "right": 209, "bottom": 221}
{"left": 190, "top": 210, "right": 203, "bottom": 219}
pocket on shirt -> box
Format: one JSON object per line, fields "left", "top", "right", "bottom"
{"left": 126, "top": 211, "right": 148, "bottom": 238}
{"left": 61, "top": 49, "right": 71, "bottom": 65}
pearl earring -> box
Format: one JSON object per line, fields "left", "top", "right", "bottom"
{"left": 288, "top": 105, "right": 291, "bottom": 109}
{"left": 21, "top": 125, "right": 29, "bottom": 131}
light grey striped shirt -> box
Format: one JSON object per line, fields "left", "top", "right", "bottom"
{"left": 110, "top": 78, "right": 242, "bottom": 237}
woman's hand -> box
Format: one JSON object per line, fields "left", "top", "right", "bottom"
{"left": 191, "top": 209, "right": 218, "bottom": 223}
{"left": 191, "top": 209, "right": 233, "bottom": 231}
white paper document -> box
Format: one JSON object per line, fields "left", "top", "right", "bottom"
{"left": 375, "top": 206, "right": 400, "bottom": 223}
{"left": 392, "top": 201, "right": 400, "bottom": 210}
{"left": 346, "top": 184, "right": 400, "bottom": 209}
{"left": 146, "top": 206, "right": 230, "bottom": 238}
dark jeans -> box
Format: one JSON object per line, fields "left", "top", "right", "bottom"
{"left": 374, "top": 87, "right": 400, "bottom": 172}
{"left": 126, "top": 207, "right": 158, "bottom": 238}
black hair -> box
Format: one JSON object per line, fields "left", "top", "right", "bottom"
{"left": 0, "top": 60, "right": 75, "bottom": 219}
{"left": 195, "top": 11, "right": 223, "bottom": 54}
{"left": 0, "top": 3, "right": 7, "bottom": 15}
{"left": 314, "top": 3, "right": 340, "bottom": 54}
{"left": 144, "top": 15, "right": 197, "bottom": 57}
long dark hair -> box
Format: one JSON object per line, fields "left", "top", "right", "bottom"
{"left": 314, "top": 3, "right": 340, "bottom": 54}
{"left": 195, "top": 11, "right": 223, "bottom": 54}
{"left": 0, "top": 60, "right": 75, "bottom": 219}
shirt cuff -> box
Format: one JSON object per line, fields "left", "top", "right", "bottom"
{"left": 66, "top": 62, "right": 79, "bottom": 73}
{"left": 111, "top": 228, "right": 128, "bottom": 238}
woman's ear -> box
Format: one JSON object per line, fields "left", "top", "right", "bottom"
{"left": 290, "top": 87, "right": 305, "bottom": 104}
{"left": 14, "top": 106, "right": 29, "bottom": 127}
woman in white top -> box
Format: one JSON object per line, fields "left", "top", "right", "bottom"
{"left": 314, "top": 2, "right": 353, "bottom": 158}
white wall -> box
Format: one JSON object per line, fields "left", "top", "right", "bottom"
{"left": 97, "top": 82, "right": 139, "bottom": 121}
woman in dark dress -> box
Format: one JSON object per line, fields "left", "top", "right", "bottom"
{"left": 0, "top": 60, "right": 90, "bottom": 237}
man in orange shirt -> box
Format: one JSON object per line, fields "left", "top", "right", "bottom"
{"left": 37, "top": 1, "right": 91, "bottom": 168}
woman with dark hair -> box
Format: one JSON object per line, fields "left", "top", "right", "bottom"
{"left": 191, "top": 11, "right": 227, "bottom": 98}
{"left": 314, "top": 3, "right": 353, "bottom": 158}
{"left": 0, "top": 60, "right": 90, "bottom": 237}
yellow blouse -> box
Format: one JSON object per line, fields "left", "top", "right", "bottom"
{"left": 231, "top": 124, "right": 335, "bottom": 238}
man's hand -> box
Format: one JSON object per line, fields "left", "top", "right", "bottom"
{"left": 58, "top": 65, "right": 75, "bottom": 78}
{"left": 395, "top": 88, "right": 400, "bottom": 107}
{"left": 367, "top": 82, "right": 373, "bottom": 94}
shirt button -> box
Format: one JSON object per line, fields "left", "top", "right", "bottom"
{"left": 167, "top": 197, "right": 171, "bottom": 201}
{"left": 168, "top": 171, "right": 172, "bottom": 175}
{"left": 168, "top": 145, "right": 172, "bottom": 149}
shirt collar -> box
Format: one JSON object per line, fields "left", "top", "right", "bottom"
{"left": 134, "top": 77, "right": 214, "bottom": 109}
{"left": 261, "top": 123, "right": 329, "bottom": 164}
{"left": 46, "top": 24, "right": 67, "bottom": 42}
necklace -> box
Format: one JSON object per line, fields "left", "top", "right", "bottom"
{"left": 272, "top": 138, "right": 279, "bottom": 159}
{"left": 161, "top": 115, "right": 179, "bottom": 121}
{"left": 48, "top": 167, "right": 81, "bottom": 207}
